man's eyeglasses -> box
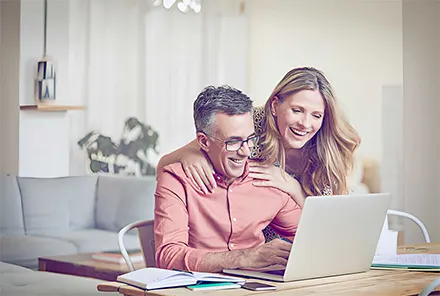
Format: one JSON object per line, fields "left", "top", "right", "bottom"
{"left": 203, "top": 133, "right": 259, "bottom": 152}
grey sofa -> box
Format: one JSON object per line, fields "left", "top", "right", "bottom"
{"left": 0, "top": 261, "right": 102, "bottom": 296}
{"left": 0, "top": 174, "right": 156, "bottom": 269}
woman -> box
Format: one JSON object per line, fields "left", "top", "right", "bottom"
{"left": 157, "top": 67, "right": 360, "bottom": 208}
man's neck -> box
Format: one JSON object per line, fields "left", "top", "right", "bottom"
{"left": 213, "top": 162, "right": 249, "bottom": 187}
{"left": 225, "top": 177, "right": 237, "bottom": 186}
{"left": 213, "top": 172, "right": 237, "bottom": 187}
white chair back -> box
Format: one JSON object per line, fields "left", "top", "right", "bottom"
{"left": 118, "top": 219, "right": 155, "bottom": 271}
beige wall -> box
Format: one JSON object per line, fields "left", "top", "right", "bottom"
{"left": 0, "top": 1, "right": 2, "bottom": 174}
{"left": 0, "top": 0, "right": 20, "bottom": 176}
{"left": 246, "top": 0, "right": 403, "bottom": 162}
{"left": 402, "top": 0, "right": 440, "bottom": 243}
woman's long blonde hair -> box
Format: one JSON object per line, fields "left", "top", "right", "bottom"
{"left": 259, "top": 67, "right": 360, "bottom": 196}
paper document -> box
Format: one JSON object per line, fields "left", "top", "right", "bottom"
{"left": 372, "top": 254, "right": 440, "bottom": 268}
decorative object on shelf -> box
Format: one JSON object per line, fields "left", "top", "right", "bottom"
{"left": 78, "top": 117, "right": 159, "bottom": 176}
{"left": 35, "top": 0, "right": 56, "bottom": 103}
{"left": 36, "top": 59, "right": 56, "bottom": 101}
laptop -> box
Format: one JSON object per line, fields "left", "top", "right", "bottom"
{"left": 223, "top": 193, "right": 391, "bottom": 282}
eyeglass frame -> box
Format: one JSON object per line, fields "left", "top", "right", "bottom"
{"left": 200, "top": 131, "right": 259, "bottom": 152}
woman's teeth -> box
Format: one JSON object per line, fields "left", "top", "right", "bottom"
{"left": 230, "top": 159, "right": 244, "bottom": 163}
{"left": 290, "top": 128, "right": 307, "bottom": 136}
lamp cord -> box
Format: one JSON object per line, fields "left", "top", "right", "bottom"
{"left": 43, "top": 0, "right": 47, "bottom": 57}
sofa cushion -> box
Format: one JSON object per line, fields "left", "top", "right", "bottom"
{"left": 0, "top": 235, "right": 77, "bottom": 269}
{"left": 48, "top": 229, "right": 140, "bottom": 253}
{"left": 0, "top": 261, "right": 33, "bottom": 273}
{"left": 0, "top": 269, "right": 102, "bottom": 296}
{"left": 17, "top": 176, "right": 98, "bottom": 236}
{"left": 65, "top": 176, "right": 98, "bottom": 230}
{"left": 96, "top": 175, "right": 156, "bottom": 232}
{"left": 0, "top": 176, "right": 25, "bottom": 235}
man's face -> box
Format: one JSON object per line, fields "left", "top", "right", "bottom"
{"left": 201, "top": 112, "right": 255, "bottom": 183}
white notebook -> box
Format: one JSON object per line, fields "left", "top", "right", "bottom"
{"left": 117, "top": 267, "right": 245, "bottom": 290}
{"left": 372, "top": 254, "right": 440, "bottom": 270}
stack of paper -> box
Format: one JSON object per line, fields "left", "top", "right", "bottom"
{"left": 372, "top": 254, "right": 440, "bottom": 271}
{"left": 375, "top": 216, "right": 398, "bottom": 255}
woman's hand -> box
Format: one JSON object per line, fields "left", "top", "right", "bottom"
{"left": 156, "top": 139, "right": 216, "bottom": 194}
{"left": 180, "top": 149, "right": 216, "bottom": 194}
{"left": 248, "top": 161, "right": 306, "bottom": 207}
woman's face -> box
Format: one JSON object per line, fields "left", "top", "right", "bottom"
{"left": 271, "top": 90, "right": 325, "bottom": 150}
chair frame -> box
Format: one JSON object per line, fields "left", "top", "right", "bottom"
{"left": 118, "top": 219, "right": 155, "bottom": 271}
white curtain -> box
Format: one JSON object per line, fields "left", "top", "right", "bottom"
{"left": 68, "top": 0, "right": 248, "bottom": 175}
{"left": 68, "top": 0, "right": 147, "bottom": 175}
{"left": 144, "top": 8, "right": 204, "bottom": 156}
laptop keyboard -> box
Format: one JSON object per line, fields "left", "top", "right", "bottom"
{"left": 263, "top": 269, "right": 285, "bottom": 276}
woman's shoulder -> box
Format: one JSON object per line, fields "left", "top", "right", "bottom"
{"left": 250, "top": 106, "right": 266, "bottom": 160}
{"left": 253, "top": 106, "right": 265, "bottom": 136}
{"left": 322, "top": 185, "right": 333, "bottom": 195}
{"left": 253, "top": 106, "right": 265, "bottom": 119}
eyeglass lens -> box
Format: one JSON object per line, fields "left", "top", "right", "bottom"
{"left": 226, "top": 136, "right": 258, "bottom": 151}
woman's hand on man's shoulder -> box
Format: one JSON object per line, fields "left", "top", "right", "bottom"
{"left": 248, "top": 160, "right": 305, "bottom": 207}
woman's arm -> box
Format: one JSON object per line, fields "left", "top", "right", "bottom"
{"left": 156, "top": 139, "right": 217, "bottom": 194}
{"left": 248, "top": 161, "right": 306, "bottom": 208}
{"left": 156, "top": 139, "right": 199, "bottom": 173}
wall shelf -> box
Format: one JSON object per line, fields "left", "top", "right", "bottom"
{"left": 20, "top": 104, "right": 85, "bottom": 111}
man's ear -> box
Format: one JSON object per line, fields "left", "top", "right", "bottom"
{"left": 196, "top": 132, "right": 210, "bottom": 152}
{"left": 271, "top": 96, "right": 279, "bottom": 117}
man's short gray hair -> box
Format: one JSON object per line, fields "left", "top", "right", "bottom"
{"left": 193, "top": 85, "right": 253, "bottom": 134}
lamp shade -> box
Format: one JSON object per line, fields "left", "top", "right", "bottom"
{"left": 36, "top": 59, "right": 56, "bottom": 101}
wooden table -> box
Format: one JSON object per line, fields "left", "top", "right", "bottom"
{"left": 38, "top": 253, "right": 145, "bottom": 281}
{"left": 97, "top": 242, "right": 440, "bottom": 296}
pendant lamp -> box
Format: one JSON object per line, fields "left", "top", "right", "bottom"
{"left": 35, "top": 0, "right": 56, "bottom": 103}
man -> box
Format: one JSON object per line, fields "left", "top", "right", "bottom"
{"left": 154, "top": 85, "right": 301, "bottom": 272}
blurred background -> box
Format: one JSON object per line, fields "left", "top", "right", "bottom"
{"left": 1, "top": 0, "right": 439, "bottom": 244}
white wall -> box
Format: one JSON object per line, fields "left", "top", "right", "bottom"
{"left": 18, "top": 0, "right": 72, "bottom": 177}
{"left": 19, "top": 0, "right": 44, "bottom": 106}
{"left": 0, "top": 0, "right": 20, "bottom": 176}
{"left": 402, "top": 0, "right": 440, "bottom": 243}
{"left": 0, "top": 1, "right": 2, "bottom": 174}
{"left": 381, "top": 85, "right": 403, "bottom": 213}
{"left": 246, "top": 0, "right": 403, "bottom": 162}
